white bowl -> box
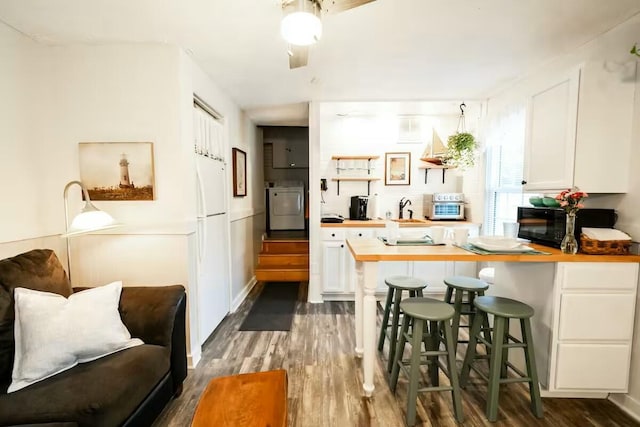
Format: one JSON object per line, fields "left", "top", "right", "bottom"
{"left": 468, "top": 236, "right": 521, "bottom": 251}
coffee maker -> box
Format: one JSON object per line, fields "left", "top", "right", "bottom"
{"left": 349, "top": 196, "right": 369, "bottom": 220}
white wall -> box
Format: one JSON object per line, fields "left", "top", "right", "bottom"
{"left": 317, "top": 102, "right": 483, "bottom": 221}
{"left": 0, "top": 22, "right": 264, "bottom": 367}
{"left": 0, "top": 23, "right": 48, "bottom": 243}
{"left": 486, "top": 14, "right": 640, "bottom": 420}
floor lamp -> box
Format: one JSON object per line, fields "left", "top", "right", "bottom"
{"left": 62, "top": 180, "right": 119, "bottom": 284}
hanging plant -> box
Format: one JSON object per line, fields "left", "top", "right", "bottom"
{"left": 444, "top": 102, "right": 477, "bottom": 170}
{"left": 445, "top": 132, "right": 477, "bottom": 169}
{"left": 631, "top": 43, "right": 640, "bottom": 57}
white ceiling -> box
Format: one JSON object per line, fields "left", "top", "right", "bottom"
{"left": 1, "top": 0, "right": 639, "bottom": 125}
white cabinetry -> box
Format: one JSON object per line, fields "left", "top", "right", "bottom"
{"left": 523, "top": 61, "right": 636, "bottom": 193}
{"left": 549, "top": 263, "right": 638, "bottom": 393}
{"left": 321, "top": 229, "right": 347, "bottom": 294}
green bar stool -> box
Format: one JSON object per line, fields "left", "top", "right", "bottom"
{"left": 443, "top": 276, "right": 490, "bottom": 350}
{"left": 377, "top": 276, "right": 427, "bottom": 373}
{"left": 460, "top": 296, "right": 544, "bottom": 422}
{"left": 389, "top": 297, "right": 464, "bottom": 426}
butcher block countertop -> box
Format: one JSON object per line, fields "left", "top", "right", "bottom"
{"left": 321, "top": 219, "right": 475, "bottom": 228}
{"left": 346, "top": 237, "right": 640, "bottom": 263}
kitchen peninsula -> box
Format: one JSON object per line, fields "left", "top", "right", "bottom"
{"left": 321, "top": 220, "right": 481, "bottom": 297}
{"left": 346, "top": 237, "right": 640, "bottom": 400}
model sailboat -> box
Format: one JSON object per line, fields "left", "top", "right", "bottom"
{"left": 421, "top": 128, "right": 447, "bottom": 165}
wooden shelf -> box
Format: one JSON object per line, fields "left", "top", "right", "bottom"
{"left": 331, "top": 177, "right": 380, "bottom": 195}
{"left": 418, "top": 160, "right": 454, "bottom": 184}
{"left": 331, "top": 155, "right": 380, "bottom": 195}
{"left": 331, "top": 155, "right": 380, "bottom": 160}
{"left": 331, "top": 178, "right": 381, "bottom": 182}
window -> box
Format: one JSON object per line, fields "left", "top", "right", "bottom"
{"left": 484, "top": 105, "right": 527, "bottom": 236}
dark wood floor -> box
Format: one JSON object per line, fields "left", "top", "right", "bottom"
{"left": 154, "top": 282, "right": 640, "bottom": 426}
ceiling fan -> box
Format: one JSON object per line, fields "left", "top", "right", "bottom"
{"left": 281, "top": 0, "right": 376, "bottom": 69}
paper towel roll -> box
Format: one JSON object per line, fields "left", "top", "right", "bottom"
{"left": 369, "top": 193, "right": 379, "bottom": 219}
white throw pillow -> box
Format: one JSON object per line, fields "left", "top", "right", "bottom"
{"left": 9, "top": 281, "right": 143, "bottom": 393}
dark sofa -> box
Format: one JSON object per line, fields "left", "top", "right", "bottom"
{"left": 0, "top": 249, "right": 187, "bottom": 427}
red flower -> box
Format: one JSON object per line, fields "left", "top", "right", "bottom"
{"left": 553, "top": 186, "right": 588, "bottom": 215}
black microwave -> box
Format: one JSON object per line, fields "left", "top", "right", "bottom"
{"left": 517, "top": 207, "right": 617, "bottom": 249}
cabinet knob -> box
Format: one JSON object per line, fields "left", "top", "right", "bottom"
{"left": 341, "top": 244, "right": 344, "bottom": 248}
{"left": 331, "top": 233, "right": 335, "bottom": 237}
{"left": 521, "top": 180, "right": 527, "bottom": 185}
{"left": 358, "top": 233, "right": 362, "bottom": 237}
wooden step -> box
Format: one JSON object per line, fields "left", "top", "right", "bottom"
{"left": 261, "top": 240, "right": 309, "bottom": 254}
{"left": 258, "top": 253, "right": 309, "bottom": 267}
{"left": 255, "top": 265, "right": 309, "bottom": 282}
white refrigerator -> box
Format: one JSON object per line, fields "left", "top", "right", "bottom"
{"left": 195, "top": 154, "right": 230, "bottom": 345}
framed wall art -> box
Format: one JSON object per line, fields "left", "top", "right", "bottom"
{"left": 232, "top": 147, "right": 247, "bottom": 197}
{"left": 79, "top": 142, "right": 155, "bottom": 200}
{"left": 384, "top": 152, "right": 411, "bottom": 186}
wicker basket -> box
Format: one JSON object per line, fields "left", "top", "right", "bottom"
{"left": 580, "top": 234, "right": 631, "bottom": 255}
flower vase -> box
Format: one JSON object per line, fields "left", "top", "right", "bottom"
{"left": 561, "top": 212, "right": 578, "bottom": 254}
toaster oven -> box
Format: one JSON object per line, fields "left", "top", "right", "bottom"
{"left": 423, "top": 193, "right": 465, "bottom": 220}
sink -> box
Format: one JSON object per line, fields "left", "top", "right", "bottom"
{"left": 392, "top": 218, "right": 428, "bottom": 223}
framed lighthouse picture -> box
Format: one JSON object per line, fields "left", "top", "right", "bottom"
{"left": 79, "top": 142, "right": 155, "bottom": 201}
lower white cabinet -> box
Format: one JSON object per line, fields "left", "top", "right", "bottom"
{"left": 554, "top": 343, "right": 631, "bottom": 391}
{"left": 549, "top": 262, "right": 639, "bottom": 393}
{"left": 322, "top": 240, "right": 347, "bottom": 293}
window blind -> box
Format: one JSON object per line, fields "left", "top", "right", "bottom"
{"left": 484, "top": 106, "right": 527, "bottom": 235}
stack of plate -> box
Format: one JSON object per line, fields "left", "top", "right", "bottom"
{"left": 467, "top": 236, "right": 534, "bottom": 253}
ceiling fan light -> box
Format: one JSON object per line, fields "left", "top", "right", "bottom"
{"left": 281, "top": 11, "right": 322, "bottom": 46}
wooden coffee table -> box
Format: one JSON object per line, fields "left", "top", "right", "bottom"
{"left": 191, "top": 369, "right": 288, "bottom": 427}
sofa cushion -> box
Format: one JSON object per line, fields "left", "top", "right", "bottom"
{"left": 10, "top": 282, "right": 143, "bottom": 392}
{"left": 0, "top": 249, "right": 72, "bottom": 387}
{"left": 0, "top": 344, "right": 170, "bottom": 426}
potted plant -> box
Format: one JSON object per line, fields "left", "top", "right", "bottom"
{"left": 444, "top": 132, "right": 477, "bottom": 169}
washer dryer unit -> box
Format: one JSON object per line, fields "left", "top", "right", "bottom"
{"left": 268, "top": 182, "right": 305, "bottom": 230}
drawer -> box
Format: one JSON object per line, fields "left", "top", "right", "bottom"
{"left": 558, "top": 263, "right": 638, "bottom": 290}
{"left": 321, "top": 229, "right": 345, "bottom": 241}
{"left": 554, "top": 343, "right": 630, "bottom": 391}
{"left": 347, "top": 229, "right": 375, "bottom": 239}
{"left": 558, "top": 294, "right": 635, "bottom": 341}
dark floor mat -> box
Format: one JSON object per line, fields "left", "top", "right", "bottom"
{"left": 239, "top": 282, "right": 299, "bottom": 331}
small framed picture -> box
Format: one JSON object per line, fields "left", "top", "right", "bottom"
{"left": 385, "top": 152, "right": 411, "bottom": 186}
{"left": 232, "top": 148, "right": 247, "bottom": 197}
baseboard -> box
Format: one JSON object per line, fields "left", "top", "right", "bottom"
{"left": 187, "top": 346, "right": 202, "bottom": 369}
{"left": 231, "top": 276, "right": 258, "bottom": 312}
{"left": 609, "top": 393, "right": 640, "bottom": 423}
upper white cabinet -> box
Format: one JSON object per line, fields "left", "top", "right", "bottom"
{"left": 272, "top": 139, "right": 309, "bottom": 168}
{"left": 523, "top": 61, "right": 636, "bottom": 193}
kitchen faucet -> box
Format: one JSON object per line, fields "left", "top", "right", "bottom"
{"left": 399, "top": 197, "right": 412, "bottom": 219}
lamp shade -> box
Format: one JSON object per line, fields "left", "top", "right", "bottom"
{"left": 62, "top": 181, "right": 120, "bottom": 237}
{"left": 281, "top": 1, "right": 322, "bottom": 46}
{"left": 65, "top": 201, "right": 118, "bottom": 237}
